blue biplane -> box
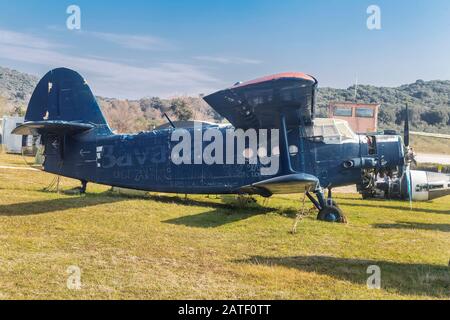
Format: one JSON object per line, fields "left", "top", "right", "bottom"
{"left": 13, "top": 68, "right": 450, "bottom": 223}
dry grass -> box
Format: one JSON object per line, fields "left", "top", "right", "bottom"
{"left": 411, "top": 135, "right": 450, "bottom": 155}
{"left": 0, "top": 153, "right": 449, "bottom": 300}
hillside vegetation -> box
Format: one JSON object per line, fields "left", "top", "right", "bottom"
{"left": 318, "top": 81, "right": 450, "bottom": 133}
{"left": 0, "top": 67, "right": 38, "bottom": 116}
{"left": 1, "top": 66, "right": 449, "bottom": 134}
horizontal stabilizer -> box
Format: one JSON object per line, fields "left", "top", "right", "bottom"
{"left": 12, "top": 121, "right": 94, "bottom": 136}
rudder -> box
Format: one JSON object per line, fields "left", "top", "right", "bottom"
{"left": 25, "top": 68, "right": 108, "bottom": 127}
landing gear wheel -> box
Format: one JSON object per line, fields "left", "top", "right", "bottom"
{"left": 326, "top": 199, "right": 339, "bottom": 208}
{"left": 317, "top": 206, "right": 347, "bottom": 224}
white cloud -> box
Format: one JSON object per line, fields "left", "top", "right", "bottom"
{"left": 46, "top": 26, "right": 173, "bottom": 51}
{"left": 0, "top": 29, "right": 222, "bottom": 98}
{"left": 195, "top": 55, "right": 262, "bottom": 65}
{"left": 0, "top": 29, "right": 57, "bottom": 50}
{"left": 88, "top": 31, "right": 173, "bottom": 51}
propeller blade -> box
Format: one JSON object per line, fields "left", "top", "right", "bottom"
{"left": 402, "top": 104, "right": 413, "bottom": 209}
{"left": 404, "top": 104, "right": 410, "bottom": 147}
{"left": 405, "top": 167, "right": 413, "bottom": 210}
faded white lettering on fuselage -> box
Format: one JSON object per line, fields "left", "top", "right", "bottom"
{"left": 99, "top": 145, "right": 166, "bottom": 169}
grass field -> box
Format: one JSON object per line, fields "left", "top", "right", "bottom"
{"left": 411, "top": 135, "right": 450, "bottom": 155}
{"left": 0, "top": 153, "right": 449, "bottom": 300}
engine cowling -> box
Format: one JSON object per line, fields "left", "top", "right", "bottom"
{"left": 368, "top": 170, "right": 450, "bottom": 201}
{"left": 402, "top": 170, "right": 450, "bottom": 201}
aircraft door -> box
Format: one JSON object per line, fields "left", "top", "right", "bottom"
{"left": 41, "top": 134, "right": 62, "bottom": 170}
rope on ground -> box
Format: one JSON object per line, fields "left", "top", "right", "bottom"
{"left": 291, "top": 191, "right": 307, "bottom": 234}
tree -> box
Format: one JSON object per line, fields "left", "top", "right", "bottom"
{"left": 421, "top": 109, "right": 449, "bottom": 126}
{"left": 378, "top": 106, "right": 396, "bottom": 125}
{"left": 0, "top": 95, "right": 7, "bottom": 116}
{"left": 99, "top": 99, "right": 148, "bottom": 134}
{"left": 140, "top": 97, "right": 167, "bottom": 112}
{"left": 170, "top": 98, "right": 193, "bottom": 121}
{"left": 11, "top": 104, "right": 25, "bottom": 116}
{"left": 395, "top": 106, "right": 421, "bottom": 125}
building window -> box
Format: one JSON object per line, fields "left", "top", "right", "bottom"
{"left": 334, "top": 107, "right": 352, "bottom": 117}
{"left": 356, "top": 108, "right": 375, "bottom": 118}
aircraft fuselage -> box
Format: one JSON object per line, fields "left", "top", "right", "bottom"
{"left": 40, "top": 124, "right": 404, "bottom": 196}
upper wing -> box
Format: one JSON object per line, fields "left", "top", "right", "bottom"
{"left": 204, "top": 73, "right": 318, "bottom": 130}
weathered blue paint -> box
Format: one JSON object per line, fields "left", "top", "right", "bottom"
{"left": 14, "top": 68, "right": 405, "bottom": 199}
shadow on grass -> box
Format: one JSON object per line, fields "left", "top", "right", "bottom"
{"left": 162, "top": 197, "right": 277, "bottom": 228}
{"left": 163, "top": 209, "right": 270, "bottom": 228}
{"left": 340, "top": 201, "right": 450, "bottom": 215}
{"left": 0, "top": 192, "right": 126, "bottom": 217}
{"left": 373, "top": 222, "right": 450, "bottom": 233}
{"left": 147, "top": 194, "right": 235, "bottom": 210}
{"left": 236, "top": 255, "right": 450, "bottom": 298}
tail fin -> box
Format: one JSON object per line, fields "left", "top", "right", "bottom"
{"left": 13, "top": 68, "right": 111, "bottom": 136}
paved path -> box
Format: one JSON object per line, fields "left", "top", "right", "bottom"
{"left": 0, "top": 165, "right": 39, "bottom": 171}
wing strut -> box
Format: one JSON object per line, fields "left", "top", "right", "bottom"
{"left": 279, "top": 113, "right": 295, "bottom": 175}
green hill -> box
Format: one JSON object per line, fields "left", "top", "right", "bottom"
{"left": 1, "top": 66, "right": 449, "bottom": 133}
{"left": 0, "top": 66, "right": 38, "bottom": 116}
{"left": 318, "top": 80, "right": 450, "bottom": 133}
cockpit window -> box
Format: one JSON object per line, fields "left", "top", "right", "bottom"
{"left": 306, "top": 118, "right": 357, "bottom": 143}
{"left": 336, "top": 122, "right": 356, "bottom": 140}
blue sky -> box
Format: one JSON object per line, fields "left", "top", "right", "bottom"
{"left": 0, "top": 0, "right": 449, "bottom": 98}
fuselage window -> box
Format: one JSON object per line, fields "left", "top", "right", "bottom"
{"left": 289, "top": 145, "right": 299, "bottom": 156}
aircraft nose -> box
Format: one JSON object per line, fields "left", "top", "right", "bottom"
{"left": 402, "top": 170, "right": 450, "bottom": 201}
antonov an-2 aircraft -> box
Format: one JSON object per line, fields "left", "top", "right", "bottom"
{"left": 13, "top": 68, "right": 450, "bottom": 223}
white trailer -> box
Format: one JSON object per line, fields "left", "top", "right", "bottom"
{"left": 1, "top": 116, "right": 29, "bottom": 154}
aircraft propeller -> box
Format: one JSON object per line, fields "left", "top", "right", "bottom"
{"left": 403, "top": 104, "right": 414, "bottom": 209}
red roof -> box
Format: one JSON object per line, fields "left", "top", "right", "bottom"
{"left": 232, "top": 72, "right": 315, "bottom": 89}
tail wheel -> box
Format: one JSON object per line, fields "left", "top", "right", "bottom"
{"left": 318, "top": 206, "right": 347, "bottom": 224}
{"left": 361, "top": 191, "right": 373, "bottom": 200}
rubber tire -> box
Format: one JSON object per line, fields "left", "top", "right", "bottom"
{"left": 317, "top": 205, "right": 347, "bottom": 224}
